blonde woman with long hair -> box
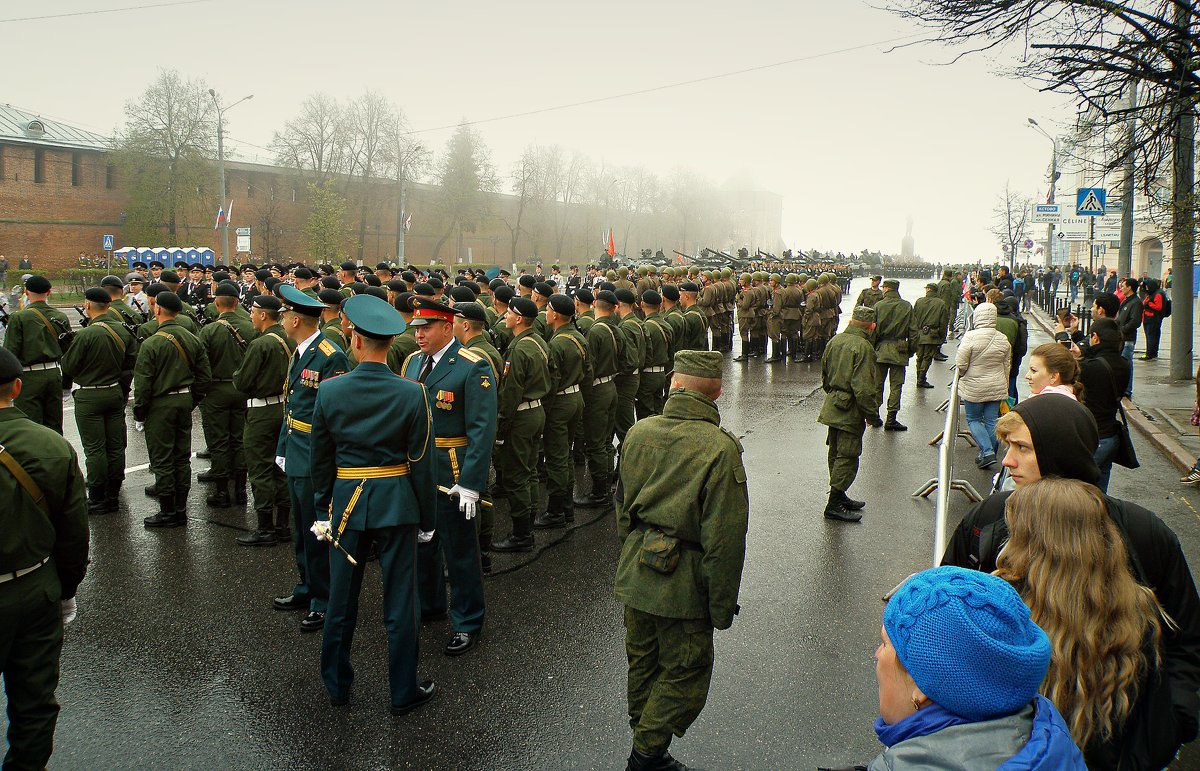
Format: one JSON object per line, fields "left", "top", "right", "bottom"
{"left": 996, "top": 478, "right": 1178, "bottom": 769}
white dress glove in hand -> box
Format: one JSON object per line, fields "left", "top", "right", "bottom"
{"left": 447, "top": 485, "right": 479, "bottom": 520}
{"left": 134, "top": 421, "right": 145, "bottom": 432}
{"left": 275, "top": 455, "right": 286, "bottom": 473}
{"left": 418, "top": 530, "right": 436, "bottom": 544}
{"left": 61, "top": 597, "right": 77, "bottom": 626}
{"left": 310, "top": 520, "right": 333, "bottom": 542}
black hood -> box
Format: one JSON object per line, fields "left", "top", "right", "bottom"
{"left": 1012, "top": 393, "right": 1100, "bottom": 485}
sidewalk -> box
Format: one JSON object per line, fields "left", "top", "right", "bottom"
{"left": 1026, "top": 305, "right": 1199, "bottom": 471}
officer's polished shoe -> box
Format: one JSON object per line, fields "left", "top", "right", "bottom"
{"left": 237, "top": 529, "right": 278, "bottom": 547}
{"left": 865, "top": 413, "right": 884, "bottom": 428}
{"left": 299, "top": 611, "right": 325, "bottom": 632}
{"left": 444, "top": 631, "right": 480, "bottom": 657}
{"left": 391, "top": 681, "right": 436, "bottom": 716}
{"left": 145, "top": 495, "right": 184, "bottom": 528}
{"left": 626, "top": 747, "right": 689, "bottom": 771}
{"left": 196, "top": 449, "right": 211, "bottom": 459}
{"left": 533, "top": 510, "right": 566, "bottom": 529}
{"left": 196, "top": 468, "right": 217, "bottom": 483}
{"left": 421, "top": 609, "right": 448, "bottom": 623}
{"left": 272, "top": 594, "right": 306, "bottom": 611}
{"left": 837, "top": 491, "right": 866, "bottom": 511}
{"left": 916, "top": 378, "right": 935, "bottom": 389}
{"left": 491, "top": 533, "right": 534, "bottom": 553}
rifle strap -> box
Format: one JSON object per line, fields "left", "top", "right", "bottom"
{"left": 0, "top": 443, "right": 50, "bottom": 516}
{"left": 154, "top": 331, "right": 191, "bottom": 368}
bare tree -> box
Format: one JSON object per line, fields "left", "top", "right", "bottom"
{"left": 990, "top": 183, "right": 1033, "bottom": 269}
{"left": 271, "top": 93, "right": 347, "bottom": 183}
{"left": 342, "top": 92, "right": 395, "bottom": 262}
{"left": 505, "top": 144, "right": 544, "bottom": 263}
{"left": 383, "top": 112, "right": 431, "bottom": 264}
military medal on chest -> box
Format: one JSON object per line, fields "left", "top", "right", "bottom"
{"left": 435, "top": 389, "right": 455, "bottom": 410}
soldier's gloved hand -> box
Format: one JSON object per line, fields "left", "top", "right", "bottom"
{"left": 494, "top": 439, "right": 505, "bottom": 447}
{"left": 418, "top": 530, "right": 436, "bottom": 544}
{"left": 275, "top": 455, "right": 286, "bottom": 473}
{"left": 61, "top": 597, "right": 77, "bottom": 626}
{"left": 134, "top": 421, "right": 145, "bottom": 432}
{"left": 310, "top": 520, "right": 333, "bottom": 542}
{"left": 448, "top": 485, "right": 479, "bottom": 520}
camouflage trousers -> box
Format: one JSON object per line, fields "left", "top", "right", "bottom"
{"left": 826, "top": 425, "right": 865, "bottom": 493}
{"left": 875, "top": 363, "right": 907, "bottom": 415}
{"left": 915, "top": 345, "right": 938, "bottom": 381}
{"left": 625, "top": 606, "right": 714, "bottom": 755}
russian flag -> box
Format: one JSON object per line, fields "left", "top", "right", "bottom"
{"left": 214, "top": 205, "right": 226, "bottom": 230}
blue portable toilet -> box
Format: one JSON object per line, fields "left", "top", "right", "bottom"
{"left": 199, "top": 248, "right": 216, "bottom": 267}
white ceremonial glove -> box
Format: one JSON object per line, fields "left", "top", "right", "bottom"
{"left": 418, "top": 530, "right": 436, "bottom": 544}
{"left": 311, "top": 520, "right": 333, "bottom": 542}
{"left": 275, "top": 455, "right": 286, "bottom": 473}
{"left": 61, "top": 597, "right": 77, "bottom": 626}
{"left": 494, "top": 439, "right": 505, "bottom": 447}
{"left": 63, "top": 389, "right": 73, "bottom": 404}
{"left": 134, "top": 421, "right": 145, "bottom": 432}
{"left": 448, "top": 485, "right": 479, "bottom": 520}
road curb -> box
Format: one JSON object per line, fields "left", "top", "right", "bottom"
{"left": 1026, "top": 306, "right": 1194, "bottom": 472}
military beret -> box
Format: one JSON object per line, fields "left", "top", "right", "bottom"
{"left": 548, "top": 294, "right": 575, "bottom": 316}
{"left": 393, "top": 291, "right": 416, "bottom": 313}
{"left": 596, "top": 290, "right": 618, "bottom": 305}
{"left": 317, "top": 288, "right": 345, "bottom": 307}
{"left": 427, "top": 277, "right": 444, "bottom": 290}
{"left": 517, "top": 274, "right": 537, "bottom": 289}
{"left": 641, "top": 290, "right": 662, "bottom": 306}
{"left": 363, "top": 274, "right": 382, "bottom": 287}
{"left": 318, "top": 276, "right": 339, "bottom": 290}
{"left": 449, "top": 286, "right": 476, "bottom": 304}
{"left": 598, "top": 281, "right": 616, "bottom": 293}
{"left": 401, "top": 271, "right": 417, "bottom": 283}
{"left": 413, "top": 282, "right": 435, "bottom": 297}
{"left": 882, "top": 279, "right": 900, "bottom": 290}
{"left": 156, "top": 291, "right": 183, "bottom": 313}
{"left": 276, "top": 284, "right": 324, "bottom": 317}
{"left": 575, "top": 288, "right": 595, "bottom": 304}
{"left": 852, "top": 305, "right": 876, "bottom": 323}
{"left": 660, "top": 285, "right": 680, "bottom": 302}
{"left": 100, "top": 274, "right": 124, "bottom": 289}
{"left": 159, "top": 272, "right": 181, "bottom": 286}
{"left": 213, "top": 271, "right": 231, "bottom": 283}
{"left": 144, "top": 283, "right": 169, "bottom": 298}
{"left": 0, "top": 348, "right": 22, "bottom": 386}
{"left": 84, "top": 287, "right": 111, "bottom": 304}
{"left": 456, "top": 302, "right": 488, "bottom": 323}
{"left": 533, "top": 282, "right": 554, "bottom": 298}
{"left": 679, "top": 282, "right": 700, "bottom": 293}
{"left": 488, "top": 278, "right": 507, "bottom": 291}
{"left": 362, "top": 286, "right": 387, "bottom": 301}
{"left": 926, "top": 282, "right": 940, "bottom": 291}
{"left": 214, "top": 282, "right": 240, "bottom": 298}
{"left": 493, "top": 286, "right": 515, "bottom": 304}
{"left": 344, "top": 294, "right": 405, "bottom": 339}
{"left": 509, "top": 297, "right": 539, "bottom": 319}
{"left": 385, "top": 279, "right": 407, "bottom": 293}
{"left": 253, "top": 269, "right": 271, "bottom": 282}
{"left": 293, "top": 267, "right": 314, "bottom": 280}
{"left": 376, "top": 262, "right": 391, "bottom": 271}
{"left": 24, "top": 275, "right": 51, "bottom": 294}
{"left": 340, "top": 260, "right": 358, "bottom": 272}
{"left": 615, "top": 288, "right": 638, "bottom": 305}
{"left": 251, "top": 294, "right": 282, "bottom": 312}
{"left": 149, "top": 261, "right": 165, "bottom": 269}
{"left": 673, "top": 350, "right": 723, "bottom": 379}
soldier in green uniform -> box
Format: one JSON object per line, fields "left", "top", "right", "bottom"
{"left": 490, "top": 286, "right": 516, "bottom": 356}
{"left": 0, "top": 347, "right": 89, "bottom": 771}
{"left": 855, "top": 275, "right": 884, "bottom": 308}
{"left": 614, "top": 289, "right": 646, "bottom": 455}
{"left": 615, "top": 350, "right": 748, "bottom": 771}
{"left": 137, "top": 284, "right": 198, "bottom": 340}
{"left": 197, "top": 283, "right": 257, "bottom": 508}
{"left": 309, "top": 294, "right": 438, "bottom": 715}
{"left": 386, "top": 301, "right": 421, "bottom": 374}
{"left": 818, "top": 306, "right": 880, "bottom": 523}
{"left": 534, "top": 294, "right": 588, "bottom": 530}
{"left": 659, "top": 286, "right": 687, "bottom": 357}
{"left": 935, "top": 269, "right": 959, "bottom": 358}
{"left": 402, "top": 298, "right": 496, "bottom": 656}
{"left": 911, "top": 283, "right": 949, "bottom": 389}
{"left": 3, "top": 276, "right": 72, "bottom": 435}
{"left": 271, "top": 285, "right": 349, "bottom": 633}
{"left": 719, "top": 268, "right": 737, "bottom": 353}
{"left": 231, "top": 294, "right": 297, "bottom": 547}
{"left": 697, "top": 274, "right": 720, "bottom": 350}
{"left": 574, "top": 290, "right": 620, "bottom": 511}
{"left": 779, "top": 274, "right": 806, "bottom": 363}
{"left": 60, "top": 288, "right": 136, "bottom": 515}
{"left": 871, "top": 279, "right": 914, "bottom": 431}
{"left": 637, "top": 291, "right": 673, "bottom": 417}
{"left": 100, "top": 275, "right": 142, "bottom": 331}
{"left": 317, "top": 289, "right": 349, "bottom": 351}
{"left": 491, "top": 297, "right": 551, "bottom": 552}
{"left": 732, "top": 273, "right": 756, "bottom": 361}
{"left": 764, "top": 273, "right": 787, "bottom": 363}
{"left": 136, "top": 291, "right": 212, "bottom": 528}
{"left": 677, "top": 282, "right": 708, "bottom": 353}
{"left": 801, "top": 278, "right": 821, "bottom": 362}
{"left": 569, "top": 289, "right": 597, "bottom": 465}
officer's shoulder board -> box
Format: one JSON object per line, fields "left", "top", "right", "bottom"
{"left": 458, "top": 347, "right": 483, "bottom": 364}
{"left": 318, "top": 339, "right": 337, "bottom": 357}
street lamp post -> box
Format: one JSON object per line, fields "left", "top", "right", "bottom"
{"left": 208, "top": 89, "right": 254, "bottom": 265}
{"left": 1028, "top": 118, "right": 1058, "bottom": 268}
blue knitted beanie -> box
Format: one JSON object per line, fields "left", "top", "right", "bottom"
{"left": 883, "top": 566, "right": 1051, "bottom": 722}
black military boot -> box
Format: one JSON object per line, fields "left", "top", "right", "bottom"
{"left": 865, "top": 412, "right": 884, "bottom": 428}
{"left": 626, "top": 746, "right": 689, "bottom": 771}
{"left": 533, "top": 509, "right": 566, "bottom": 529}
{"left": 884, "top": 412, "right": 908, "bottom": 431}
{"left": 174, "top": 489, "right": 189, "bottom": 523}
{"left": 196, "top": 448, "right": 211, "bottom": 459}
{"left": 105, "top": 479, "right": 122, "bottom": 513}
{"left": 574, "top": 474, "right": 612, "bottom": 509}
{"left": 563, "top": 502, "right": 575, "bottom": 525}
{"left": 732, "top": 337, "right": 753, "bottom": 362}
{"left": 274, "top": 504, "right": 292, "bottom": 542}
{"left": 87, "top": 485, "right": 109, "bottom": 516}
{"left": 196, "top": 467, "right": 218, "bottom": 483}
{"left": 837, "top": 489, "right": 867, "bottom": 511}
{"left": 748, "top": 336, "right": 763, "bottom": 358}
{"left": 206, "top": 479, "right": 232, "bottom": 508}
{"left": 823, "top": 490, "right": 862, "bottom": 523}
{"left": 144, "top": 494, "right": 183, "bottom": 528}
{"left": 144, "top": 483, "right": 159, "bottom": 498}
{"left": 764, "top": 341, "right": 784, "bottom": 363}
{"left": 238, "top": 508, "right": 279, "bottom": 547}
{"left": 492, "top": 519, "right": 534, "bottom": 552}
{"left": 233, "top": 470, "right": 248, "bottom": 504}
{"left": 916, "top": 373, "right": 934, "bottom": 388}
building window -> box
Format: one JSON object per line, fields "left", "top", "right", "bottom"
{"left": 71, "top": 152, "right": 82, "bottom": 186}
{"left": 34, "top": 149, "right": 45, "bottom": 183}
{"left": 106, "top": 163, "right": 115, "bottom": 189}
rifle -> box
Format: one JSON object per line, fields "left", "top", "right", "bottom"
{"left": 73, "top": 306, "right": 91, "bottom": 328}
{"left": 131, "top": 297, "right": 150, "bottom": 323}
{"left": 0, "top": 305, "right": 9, "bottom": 328}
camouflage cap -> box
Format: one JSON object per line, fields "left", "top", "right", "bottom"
{"left": 673, "top": 350, "right": 723, "bottom": 379}
{"left": 852, "top": 305, "right": 876, "bottom": 323}
{"left": 926, "top": 282, "right": 940, "bottom": 291}
{"left": 882, "top": 278, "right": 900, "bottom": 289}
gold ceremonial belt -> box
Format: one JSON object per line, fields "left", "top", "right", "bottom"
{"left": 435, "top": 437, "right": 469, "bottom": 448}
{"left": 337, "top": 464, "right": 410, "bottom": 479}
{"left": 286, "top": 416, "right": 312, "bottom": 433}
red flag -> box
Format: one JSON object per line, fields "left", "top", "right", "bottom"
{"left": 607, "top": 228, "right": 616, "bottom": 257}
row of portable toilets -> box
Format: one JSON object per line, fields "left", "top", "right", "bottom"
{"left": 113, "top": 247, "right": 218, "bottom": 268}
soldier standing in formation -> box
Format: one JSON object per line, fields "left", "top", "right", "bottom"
{"left": 197, "top": 283, "right": 255, "bottom": 508}
{"left": 637, "top": 291, "right": 672, "bottom": 418}
{"left": 677, "top": 282, "right": 707, "bottom": 353}
{"left": 574, "top": 289, "right": 620, "bottom": 510}
{"left": 536, "top": 293, "right": 588, "bottom": 529}
{"left": 3, "top": 276, "right": 71, "bottom": 435}
{"left": 935, "top": 268, "right": 959, "bottom": 359}
{"left": 764, "top": 274, "right": 786, "bottom": 363}
{"left": 778, "top": 273, "right": 806, "bottom": 363}
{"left": 818, "top": 306, "right": 880, "bottom": 523}
{"left": 613, "top": 290, "right": 645, "bottom": 453}
{"left": 870, "top": 279, "right": 914, "bottom": 432}
{"left": 732, "top": 273, "right": 756, "bottom": 361}
{"left": 854, "top": 275, "right": 884, "bottom": 308}
{"left": 911, "top": 283, "right": 949, "bottom": 389}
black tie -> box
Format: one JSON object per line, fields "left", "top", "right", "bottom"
{"left": 418, "top": 355, "right": 434, "bottom": 383}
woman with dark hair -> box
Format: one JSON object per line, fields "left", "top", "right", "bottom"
{"left": 1077, "top": 318, "right": 1131, "bottom": 493}
{"left": 1141, "top": 279, "right": 1166, "bottom": 360}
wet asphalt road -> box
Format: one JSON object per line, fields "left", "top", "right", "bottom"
{"left": 5, "top": 277, "right": 1200, "bottom": 770}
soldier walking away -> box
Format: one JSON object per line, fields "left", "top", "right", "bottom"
{"left": 818, "top": 306, "right": 880, "bottom": 523}
{"left": 2, "top": 276, "right": 72, "bottom": 435}
{"left": 911, "top": 283, "right": 949, "bottom": 389}
{"left": 871, "top": 279, "right": 914, "bottom": 431}
{"left": 615, "top": 350, "right": 749, "bottom": 771}
{"left": 0, "top": 347, "right": 89, "bottom": 771}
{"left": 309, "top": 294, "right": 438, "bottom": 716}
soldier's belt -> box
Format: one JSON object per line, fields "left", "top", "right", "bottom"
{"left": 0, "top": 556, "right": 49, "bottom": 585}
{"left": 337, "top": 464, "right": 410, "bottom": 479}
{"left": 22, "top": 362, "right": 60, "bottom": 372}
{"left": 286, "top": 416, "right": 313, "bottom": 433}
{"left": 165, "top": 387, "right": 190, "bottom": 396}
{"left": 249, "top": 395, "right": 285, "bottom": 408}
{"left": 76, "top": 382, "right": 119, "bottom": 390}
{"left": 516, "top": 399, "right": 542, "bottom": 412}
{"left": 556, "top": 384, "right": 581, "bottom": 396}
{"left": 435, "top": 436, "right": 469, "bottom": 448}
{"left": 211, "top": 378, "right": 234, "bottom": 383}
{"left": 643, "top": 366, "right": 665, "bottom": 374}
{"left": 592, "top": 375, "right": 615, "bottom": 385}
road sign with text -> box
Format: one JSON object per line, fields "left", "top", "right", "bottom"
{"left": 1031, "top": 204, "right": 1061, "bottom": 224}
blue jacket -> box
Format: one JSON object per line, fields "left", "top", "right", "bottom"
{"left": 276, "top": 331, "right": 349, "bottom": 478}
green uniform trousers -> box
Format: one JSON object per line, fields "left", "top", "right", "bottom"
{"left": 624, "top": 606, "right": 715, "bottom": 755}
{"left": 14, "top": 369, "right": 62, "bottom": 436}
{"left": 826, "top": 425, "right": 865, "bottom": 494}
{"left": 876, "top": 363, "right": 907, "bottom": 415}
{"left": 244, "top": 403, "right": 287, "bottom": 525}
{"left": 635, "top": 372, "right": 666, "bottom": 420}
{"left": 915, "top": 344, "right": 937, "bottom": 381}
{"left": 583, "top": 380, "right": 618, "bottom": 477}
{"left": 418, "top": 496, "right": 486, "bottom": 634}
{"left": 499, "top": 406, "right": 545, "bottom": 527}
{"left": 288, "top": 474, "right": 329, "bottom": 613}
{"left": 72, "top": 385, "right": 127, "bottom": 488}
{"left": 199, "top": 382, "right": 247, "bottom": 480}
{"left": 614, "top": 373, "right": 640, "bottom": 451}
{"left": 543, "top": 391, "right": 583, "bottom": 506}
{"left": 0, "top": 565, "right": 64, "bottom": 771}
{"left": 144, "top": 393, "right": 193, "bottom": 498}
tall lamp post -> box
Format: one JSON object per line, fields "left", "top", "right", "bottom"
{"left": 208, "top": 89, "right": 254, "bottom": 264}
{"left": 1028, "top": 118, "right": 1059, "bottom": 267}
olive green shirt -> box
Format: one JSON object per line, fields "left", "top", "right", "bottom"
{"left": 497, "top": 328, "right": 552, "bottom": 436}
{"left": 617, "top": 314, "right": 646, "bottom": 374}
{"left": 642, "top": 311, "right": 673, "bottom": 369}
{"left": 132, "top": 319, "right": 212, "bottom": 416}
{"left": 321, "top": 319, "right": 348, "bottom": 353}
{"left": 61, "top": 315, "right": 136, "bottom": 390}
{"left": 232, "top": 324, "right": 295, "bottom": 399}
{"left": 547, "top": 325, "right": 588, "bottom": 394}
{"left": 913, "top": 295, "right": 950, "bottom": 345}
{"left": 463, "top": 334, "right": 502, "bottom": 379}
{"left": 3, "top": 300, "right": 71, "bottom": 365}
{"left": 587, "top": 315, "right": 621, "bottom": 380}
{"left": 200, "top": 311, "right": 257, "bottom": 381}
{"left": 872, "top": 293, "right": 915, "bottom": 366}
{"left": 818, "top": 325, "right": 880, "bottom": 431}
{"left": 386, "top": 328, "right": 420, "bottom": 375}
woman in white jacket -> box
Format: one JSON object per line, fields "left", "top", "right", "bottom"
{"left": 955, "top": 302, "right": 1011, "bottom": 468}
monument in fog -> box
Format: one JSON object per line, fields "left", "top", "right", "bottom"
{"left": 901, "top": 216, "right": 915, "bottom": 259}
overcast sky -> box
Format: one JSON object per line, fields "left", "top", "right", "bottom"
{"left": 5, "top": 0, "right": 1078, "bottom": 263}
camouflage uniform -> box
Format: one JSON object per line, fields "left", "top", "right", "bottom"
{"left": 818, "top": 310, "right": 880, "bottom": 520}
{"left": 911, "top": 285, "right": 949, "bottom": 387}
{"left": 871, "top": 284, "right": 915, "bottom": 430}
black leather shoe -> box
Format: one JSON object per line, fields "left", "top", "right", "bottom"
{"left": 533, "top": 511, "right": 566, "bottom": 529}
{"left": 421, "top": 609, "right": 448, "bottom": 623}
{"left": 444, "top": 631, "right": 480, "bottom": 657}
{"left": 865, "top": 413, "right": 884, "bottom": 428}
{"left": 274, "top": 526, "right": 292, "bottom": 542}
{"left": 491, "top": 533, "right": 534, "bottom": 552}
{"left": 823, "top": 503, "right": 863, "bottom": 523}
{"left": 273, "top": 594, "right": 306, "bottom": 611}
{"left": 196, "top": 449, "right": 211, "bottom": 459}
{"left": 300, "top": 611, "right": 325, "bottom": 632}
{"left": 206, "top": 489, "right": 232, "bottom": 508}
{"left": 884, "top": 419, "right": 908, "bottom": 431}
{"left": 391, "top": 681, "right": 436, "bottom": 716}
{"left": 329, "top": 694, "right": 349, "bottom": 707}
{"left": 626, "top": 747, "right": 689, "bottom": 771}
{"left": 838, "top": 493, "right": 866, "bottom": 511}
{"left": 143, "top": 484, "right": 158, "bottom": 498}
{"left": 933, "top": 353, "right": 949, "bottom": 362}
{"left": 916, "top": 379, "right": 935, "bottom": 389}
{"left": 143, "top": 512, "right": 183, "bottom": 528}
{"left": 196, "top": 468, "right": 217, "bottom": 483}
{"left": 237, "top": 529, "right": 278, "bottom": 547}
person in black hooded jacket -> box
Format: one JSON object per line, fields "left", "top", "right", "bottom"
{"left": 999, "top": 296, "right": 1028, "bottom": 401}
{"left": 943, "top": 393, "right": 1200, "bottom": 766}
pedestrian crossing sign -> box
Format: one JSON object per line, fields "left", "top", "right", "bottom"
{"left": 102, "top": 234, "right": 114, "bottom": 251}
{"left": 1076, "top": 188, "right": 1106, "bottom": 216}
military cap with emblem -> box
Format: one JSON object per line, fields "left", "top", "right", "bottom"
{"left": 385, "top": 279, "right": 407, "bottom": 293}
{"left": 660, "top": 284, "right": 680, "bottom": 302}
{"left": 882, "top": 279, "right": 900, "bottom": 290}
{"left": 174, "top": 261, "right": 188, "bottom": 269}
{"left": 317, "top": 288, "right": 345, "bottom": 307}
{"left": 413, "top": 282, "right": 435, "bottom": 297}
{"left": 125, "top": 272, "right": 143, "bottom": 284}
{"left": 673, "top": 350, "right": 723, "bottom": 379}
{"left": 679, "top": 282, "right": 700, "bottom": 293}
{"left": 533, "top": 282, "right": 554, "bottom": 299}
{"left": 852, "top": 305, "right": 876, "bottom": 323}
{"left": 642, "top": 290, "right": 662, "bottom": 307}
{"left": 276, "top": 283, "right": 325, "bottom": 317}
{"left": 149, "top": 260, "right": 165, "bottom": 269}
{"left": 548, "top": 294, "right": 575, "bottom": 317}
{"left": 0, "top": 348, "right": 21, "bottom": 386}
{"left": 518, "top": 274, "right": 537, "bottom": 289}
{"left": 449, "top": 285, "right": 476, "bottom": 304}
{"left": 456, "top": 301, "right": 488, "bottom": 323}
{"left": 489, "top": 278, "right": 507, "bottom": 291}
{"left": 509, "top": 297, "right": 539, "bottom": 319}
{"left": 344, "top": 293, "right": 406, "bottom": 339}
{"left": 24, "top": 275, "right": 51, "bottom": 293}
{"left": 156, "top": 291, "right": 184, "bottom": 313}
{"left": 409, "top": 297, "right": 460, "bottom": 326}
{"left": 615, "top": 288, "right": 638, "bottom": 305}
{"left": 493, "top": 286, "right": 516, "bottom": 304}
{"left": 133, "top": 262, "right": 148, "bottom": 270}
{"left": 214, "top": 281, "right": 240, "bottom": 298}
{"left": 576, "top": 288, "right": 594, "bottom": 304}
{"left": 84, "top": 287, "right": 112, "bottom": 304}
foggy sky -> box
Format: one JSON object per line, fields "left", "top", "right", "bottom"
{"left": 4, "top": 0, "right": 1077, "bottom": 263}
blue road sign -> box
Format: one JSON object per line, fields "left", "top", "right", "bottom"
{"left": 102, "top": 234, "right": 114, "bottom": 251}
{"left": 1076, "top": 188, "right": 1107, "bottom": 216}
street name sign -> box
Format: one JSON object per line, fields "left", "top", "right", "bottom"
{"left": 1031, "top": 204, "right": 1061, "bottom": 224}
